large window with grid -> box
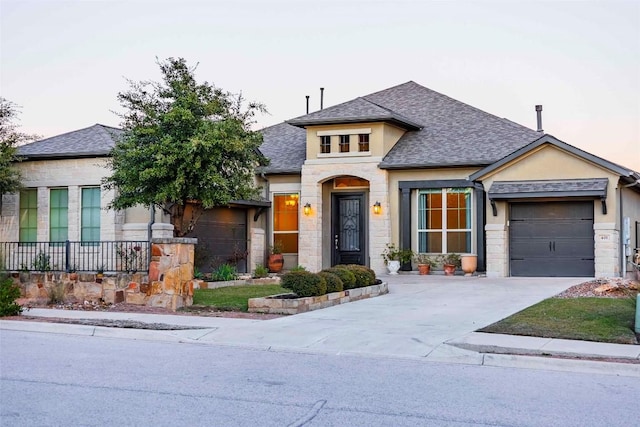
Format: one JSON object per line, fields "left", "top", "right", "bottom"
{"left": 49, "top": 188, "right": 69, "bottom": 244}
{"left": 417, "top": 188, "right": 472, "bottom": 253}
{"left": 81, "top": 187, "right": 101, "bottom": 244}
{"left": 19, "top": 189, "right": 37, "bottom": 243}
{"left": 273, "top": 193, "right": 299, "bottom": 254}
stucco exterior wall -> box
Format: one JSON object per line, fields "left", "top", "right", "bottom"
{"left": 305, "top": 122, "right": 405, "bottom": 159}
{"left": 620, "top": 186, "right": 640, "bottom": 272}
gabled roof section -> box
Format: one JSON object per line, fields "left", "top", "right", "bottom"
{"left": 258, "top": 122, "right": 307, "bottom": 174}
{"left": 469, "top": 134, "right": 640, "bottom": 189}
{"left": 286, "top": 97, "right": 423, "bottom": 130}
{"left": 18, "top": 124, "right": 123, "bottom": 159}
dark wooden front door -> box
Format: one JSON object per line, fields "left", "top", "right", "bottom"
{"left": 332, "top": 193, "right": 366, "bottom": 266}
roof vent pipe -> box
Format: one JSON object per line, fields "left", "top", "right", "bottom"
{"left": 535, "top": 105, "right": 543, "bottom": 132}
{"left": 306, "top": 95, "right": 309, "bottom": 115}
{"left": 320, "top": 87, "right": 324, "bottom": 110}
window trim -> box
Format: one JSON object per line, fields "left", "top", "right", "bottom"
{"left": 19, "top": 189, "right": 38, "bottom": 244}
{"left": 272, "top": 192, "right": 299, "bottom": 254}
{"left": 320, "top": 135, "right": 331, "bottom": 154}
{"left": 417, "top": 188, "right": 473, "bottom": 254}
{"left": 339, "top": 135, "right": 350, "bottom": 153}
{"left": 358, "top": 134, "right": 370, "bottom": 152}
{"left": 81, "top": 187, "right": 101, "bottom": 245}
{"left": 49, "top": 188, "right": 69, "bottom": 244}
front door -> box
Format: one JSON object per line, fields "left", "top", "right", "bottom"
{"left": 332, "top": 193, "right": 366, "bottom": 265}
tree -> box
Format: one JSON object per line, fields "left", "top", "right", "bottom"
{"left": 0, "top": 98, "right": 38, "bottom": 195}
{"left": 103, "top": 57, "right": 268, "bottom": 237}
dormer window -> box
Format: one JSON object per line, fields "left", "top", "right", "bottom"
{"left": 358, "top": 134, "right": 369, "bottom": 152}
{"left": 339, "top": 135, "right": 350, "bottom": 153}
{"left": 320, "top": 136, "right": 331, "bottom": 153}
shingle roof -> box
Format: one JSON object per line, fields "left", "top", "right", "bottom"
{"left": 18, "top": 124, "right": 122, "bottom": 159}
{"left": 488, "top": 178, "right": 609, "bottom": 199}
{"left": 259, "top": 81, "right": 542, "bottom": 173}
{"left": 258, "top": 122, "right": 307, "bottom": 174}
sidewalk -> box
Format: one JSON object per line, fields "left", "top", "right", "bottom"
{"left": 1, "top": 275, "right": 638, "bottom": 377}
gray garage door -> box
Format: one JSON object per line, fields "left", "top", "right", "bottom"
{"left": 510, "top": 201, "right": 594, "bottom": 277}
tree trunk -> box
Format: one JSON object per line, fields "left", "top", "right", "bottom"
{"left": 169, "top": 201, "right": 204, "bottom": 237}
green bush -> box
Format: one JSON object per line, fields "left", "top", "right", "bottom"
{"left": 323, "top": 267, "right": 356, "bottom": 290}
{"left": 339, "top": 264, "right": 376, "bottom": 287}
{"left": 281, "top": 271, "right": 327, "bottom": 297}
{"left": 317, "top": 271, "right": 343, "bottom": 293}
{"left": 211, "top": 264, "right": 238, "bottom": 281}
{"left": 253, "top": 264, "right": 269, "bottom": 278}
{"left": 0, "top": 275, "right": 22, "bottom": 316}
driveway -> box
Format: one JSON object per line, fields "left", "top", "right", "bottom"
{"left": 197, "top": 275, "right": 583, "bottom": 360}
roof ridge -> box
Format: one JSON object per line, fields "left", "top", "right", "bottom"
{"left": 359, "top": 96, "right": 421, "bottom": 126}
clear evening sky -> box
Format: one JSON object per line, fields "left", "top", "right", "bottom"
{"left": 1, "top": 0, "right": 638, "bottom": 171}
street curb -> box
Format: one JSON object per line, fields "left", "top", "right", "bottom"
{"left": 483, "top": 353, "right": 640, "bottom": 378}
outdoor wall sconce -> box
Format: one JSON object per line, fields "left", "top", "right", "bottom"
{"left": 303, "top": 203, "right": 311, "bottom": 216}
{"left": 373, "top": 201, "right": 381, "bottom": 215}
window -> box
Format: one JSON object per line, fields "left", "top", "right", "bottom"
{"left": 81, "top": 187, "right": 101, "bottom": 244}
{"left": 19, "top": 189, "right": 37, "bottom": 243}
{"left": 273, "top": 193, "right": 299, "bottom": 253}
{"left": 358, "top": 134, "right": 369, "bottom": 152}
{"left": 50, "top": 189, "right": 68, "bottom": 244}
{"left": 320, "top": 136, "right": 331, "bottom": 154}
{"left": 339, "top": 135, "right": 350, "bottom": 153}
{"left": 417, "top": 188, "right": 472, "bottom": 253}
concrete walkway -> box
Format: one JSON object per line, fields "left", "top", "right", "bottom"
{"left": 2, "top": 274, "right": 639, "bottom": 377}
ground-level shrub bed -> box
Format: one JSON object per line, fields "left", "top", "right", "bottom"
{"left": 281, "top": 265, "right": 379, "bottom": 297}
{"left": 318, "top": 271, "right": 344, "bottom": 293}
{"left": 281, "top": 271, "right": 327, "bottom": 297}
{"left": 192, "top": 285, "right": 288, "bottom": 312}
{"left": 479, "top": 297, "right": 638, "bottom": 345}
{"left": 322, "top": 267, "right": 356, "bottom": 290}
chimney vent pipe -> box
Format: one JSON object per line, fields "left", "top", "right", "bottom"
{"left": 320, "top": 87, "right": 324, "bottom": 110}
{"left": 306, "top": 96, "right": 309, "bottom": 115}
{"left": 535, "top": 105, "right": 543, "bottom": 132}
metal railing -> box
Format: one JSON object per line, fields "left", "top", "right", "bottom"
{"left": 0, "top": 240, "right": 150, "bottom": 273}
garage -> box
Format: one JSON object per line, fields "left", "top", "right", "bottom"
{"left": 509, "top": 201, "right": 594, "bottom": 277}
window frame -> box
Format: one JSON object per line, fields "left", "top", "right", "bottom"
{"left": 272, "top": 193, "right": 299, "bottom": 254}
{"left": 320, "top": 135, "right": 331, "bottom": 154}
{"left": 49, "top": 188, "right": 69, "bottom": 245}
{"left": 81, "top": 187, "right": 101, "bottom": 245}
{"left": 417, "top": 187, "right": 473, "bottom": 254}
{"left": 339, "top": 135, "right": 350, "bottom": 153}
{"left": 358, "top": 134, "right": 369, "bottom": 152}
{"left": 19, "top": 189, "right": 38, "bottom": 244}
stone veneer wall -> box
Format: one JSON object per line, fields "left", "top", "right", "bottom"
{"left": 15, "top": 238, "right": 197, "bottom": 312}
{"left": 594, "top": 223, "right": 619, "bottom": 277}
{"left": 485, "top": 224, "right": 508, "bottom": 277}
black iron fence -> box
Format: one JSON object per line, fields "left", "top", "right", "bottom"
{"left": 0, "top": 241, "right": 150, "bottom": 273}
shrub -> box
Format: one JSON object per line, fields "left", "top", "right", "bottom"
{"left": 211, "top": 264, "right": 238, "bottom": 281}
{"left": 323, "top": 267, "right": 356, "bottom": 290}
{"left": 317, "top": 271, "right": 343, "bottom": 293}
{"left": 342, "top": 264, "right": 377, "bottom": 287}
{"left": 253, "top": 264, "right": 269, "bottom": 278}
{"left": 290, "top": 265, "right": 307, "bottom": 272}
{"left": 0, "top": 274, "right": 22, "bottom": 316}
{"left": 281, "top": 271, "right": 327, "bottom": 297}
{"left": 47, "top": 282, "right": 66, "bottom": 305}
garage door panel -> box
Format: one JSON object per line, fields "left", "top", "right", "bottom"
{"left": 510, "top": 201, "right": 594, "bottom": 277}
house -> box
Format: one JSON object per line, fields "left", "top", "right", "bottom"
{"left": 3, "top": 82, "right": 639, "bottom": 278}
{"left": 258, "top": 81, "right": 640, "bottom": 278}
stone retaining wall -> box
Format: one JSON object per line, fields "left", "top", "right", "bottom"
{"left": 248, "top": 282, "right": 388, "bottom": 315}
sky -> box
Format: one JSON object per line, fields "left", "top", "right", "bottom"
{"left": 1, "top": 0, "right": 639, "bottom": 170}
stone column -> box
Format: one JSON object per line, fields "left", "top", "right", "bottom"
{"left": 594, "top": 223, "right": 619, "bottom": 277}
{"left": 485, "top": 224, "right": 508, "bottom": 277}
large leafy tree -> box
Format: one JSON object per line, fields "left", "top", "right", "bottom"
{"left": 104, "top": 58, "right": 268, "bottom": 236}
{"left": 0, "top": 98, "right": 38, "bottom": 195}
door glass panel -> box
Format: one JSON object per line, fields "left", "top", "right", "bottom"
{"left": 339, "top": 199, "right": 360, "bottom": 251}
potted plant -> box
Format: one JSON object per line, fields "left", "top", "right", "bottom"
{"left": 414, "top": 253, "right": 438, "bottom": 275}
{"left": 442, "top": 253, "right": 461, "bottom": 276}
{"left": 382, "top": 243, "right": 414, "bottom": 275}
{"left": 268, "top": 241, "right": 284, "bottom": 273}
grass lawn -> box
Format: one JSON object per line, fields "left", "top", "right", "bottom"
{"left": 479, "top": 297, "right": 638, "bottom": 345}
{"left": 192, "top": 285, "right": 289, "bottom": 312}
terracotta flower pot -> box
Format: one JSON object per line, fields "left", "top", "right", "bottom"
{"left": 443, "top": 264, "right": 456, "bottom": 276}
{"left": 268, "top": 254, "right": 284, "bottom": 273}
{"left": 461, "top": 254, "right": 477, "bottom": 276}
{"left": 417, "top": 264, "right": 431, "bottom": 275}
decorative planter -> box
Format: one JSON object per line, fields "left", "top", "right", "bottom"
{"left": 443, "top": 264, "right": 456, "bottom": 276}
{"left": 417, "top": 264, "right": 431, "bottom": 275}
{"left": 387, "top": 260, "right": 401, "bottom": 275}
{"left": 461, "top": 254, "right": 477, "bottom": 276}
{"left": 268, "top": 254, "right": 284, "bottom": 273}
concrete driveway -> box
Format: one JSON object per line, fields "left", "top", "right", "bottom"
{"left": 200, "top": 274, "right": 583, "bottom": 361}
